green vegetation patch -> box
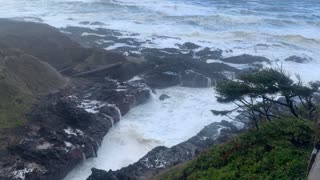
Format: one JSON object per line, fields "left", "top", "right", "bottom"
{"left": 158, "top": 118, "right": 313, "bottom": 180}
{"left": 0, "top": 80, "right": 33, "bottom": 138}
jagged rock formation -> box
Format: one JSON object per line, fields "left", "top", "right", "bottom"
{"left": 0, "top": 19, "right": 151, "bottom": 180}
{"left": 0, "top": 78, "right": 151, "bottom": 180}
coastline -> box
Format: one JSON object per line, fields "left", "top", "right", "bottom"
{"left": 0, "top": 17, "right": 318, "bottom": 180}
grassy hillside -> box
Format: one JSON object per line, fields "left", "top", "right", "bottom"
{"left": 155, "top": 118, "right": 313, "bottom": 180}
{"left": 0, "top": 49, "right": 67, "bottom": 141}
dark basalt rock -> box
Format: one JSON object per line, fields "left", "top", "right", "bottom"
{"left": 0, "top": 78, "right": 151, "bottom": 180}
{"left": 159, "top": 94, "right": 170, "bottom": 101}
{"left": 58, "top": 26, "right": 252, "bottom": 88}
{"left": 145, "top": 71, "right": 181, "bottom": 88}
{"left": 222, "top": 54, "right": 270, "bottom": 64}
{"left": 181, "top": 70, "right": 211, "bottom": 87}
{"left": 79, "top": 21, "right": 91, "bottom": 25}
{"left": 87, "top": 120, "right": 243, "bottom": 180}
{"left": 284, "top": 55, "right": 311, "bottom": 63}
{"left": 55, "top": 99, "right": 93, "bottom": 128}
{"left": 176, "top": 42, "right": 200, "bottom": 50}
{"left": 140, "top": 54, "right": 239, "bottom": 88}
{"left": 73, "top": 55, "right": 153, "bottom": 82}
{"left": 182, "top": 42, "right": 201, "bottom": 49}
{"left": 195, "top": 47, "right": 223, "bottom": 60}
{"left": 87, "top": 168, "right": 116, "bottom": 180}
{"left": 90, "top": 22, "right": 105, "bottom": 26}
{"left": 1, "top": 98, "right": 108, "bottom": 180}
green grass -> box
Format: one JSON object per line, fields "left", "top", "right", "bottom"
{"left": 0, "top": 81, "right": 33, "bottom": 140}
{"left": 156, "top": 118, "right": 314, "bottom": 180}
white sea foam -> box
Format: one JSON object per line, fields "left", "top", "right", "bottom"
{"left": 0, "top": 0, "right": 319, "bottom": 66}
{"left": 81, "top": 32, "right": 106, "bottom": 37}
{"left": 64, "top": 87, "right": 236, "bottom": 180}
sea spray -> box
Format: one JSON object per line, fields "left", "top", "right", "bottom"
{"left": 107, "top": 104, "right": 122, "bottom": 121}
{"left": 64, "top": 87, "right": 238, "bottom": 180}
{"left": 102, "top": 113, "right": 115, "bottom": 127}
{"left": 206, "top": 77, "right": 212, "bottom": 87}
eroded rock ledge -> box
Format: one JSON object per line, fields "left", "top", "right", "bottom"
{"left": 0, "top": 78, "right": 151, "bottom": 180}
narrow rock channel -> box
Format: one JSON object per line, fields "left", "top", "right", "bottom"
{"left": 64, "top": 87, "right": 236, "bottom": 180}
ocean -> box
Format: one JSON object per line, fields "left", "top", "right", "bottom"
{"left": 0, "top": 0, "right": 319, "bottom": 59}
{"left": 1, "top": 0, "right": 319, "bottom": 80}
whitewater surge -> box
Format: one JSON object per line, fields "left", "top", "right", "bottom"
{"left": 64, "top": 87, "right": 235, "bottom": 180}
{"left": 0, "top": 0, "right": 319, "bottom": 64}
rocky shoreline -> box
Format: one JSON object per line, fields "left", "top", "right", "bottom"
{"left": 0, "top": 19, "right": 311, "bottom": 180}
{"left": 87, "top": 119, "right": 244, "bottom": 180}
{"left": 0, "top": 77, "right": 151, "bottom": 180}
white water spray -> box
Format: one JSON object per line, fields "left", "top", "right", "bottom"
{"left": 64, "top": 87, "right": 237, "bottom": 180}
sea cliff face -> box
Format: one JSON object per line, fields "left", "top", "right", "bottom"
{"left": 0, "top": 78, "right": 151, "bottom": 180}
{"left": 0, "top": 19, "right": 152, "bottom": 180}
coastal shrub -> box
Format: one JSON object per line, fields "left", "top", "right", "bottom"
{"left": 214, "top": 68, "right": 320, "bottom": 129}
{"left": 157, "top": 118, "right": 313, "bottom": 179}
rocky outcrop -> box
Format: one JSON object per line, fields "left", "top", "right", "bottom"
{"left": 74, "top": 56, "right": 153, "bottom": 82}
{"left": 73, "top": 49, "right": 127, "bottom": 73}
{"left": 58, "top": 26, "right": 268, "bottom": 91}
{"left": 159, "top": 94, "right": 170, "bottom": 101}
{"left": 195, "top": 47, "right": 222, "bottom": 60}
{"left": 284, "top": 55, "right": 312, "bottom": 63}
{"left": 0, "top": 77, "right": 151, "bottom": 180}
{"left": 87, "top": 120, "right": 242, "bottom": 180}
{"left": 142, "top": 58, "right": 238, "bottom": 88}
{"left": 145, "top": 71, "right": 181, "bottom": 88}
{"left": 181, "top": 70, "right": 212, "bottom": 87}
{"left": 222, "top": 54, "right": 270, "bottom": 64}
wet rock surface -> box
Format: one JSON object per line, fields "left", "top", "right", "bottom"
{"left": 87, "top": 120, "right": 243, "bottom": 180}
{"left": 222, "top": 54, "right": 270, "bottom": 64}
{"left": 284, "top": 55, "right": 312, "bottom": 63}
{"left": 159, "top": 94, "right": 170, "bottom": 101}
{"left": 0, "top": 77, "right": 151, "bottom": 180}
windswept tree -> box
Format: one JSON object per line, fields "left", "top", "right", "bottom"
{"left": 214, "top": 68, "right": 319, "bottom": 129}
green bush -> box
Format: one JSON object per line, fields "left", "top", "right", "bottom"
{"left": 158, "top": 118, "right": 313, "bottom": 180}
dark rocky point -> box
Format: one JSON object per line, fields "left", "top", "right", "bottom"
{"left": 159, "top": 94, "right": 170, "bottom": 101}
{"left": 284, "top": 55, "right": 312, "bottom": 63}
{"left": 222, "top": 54, "right": 270, "bottom": 64}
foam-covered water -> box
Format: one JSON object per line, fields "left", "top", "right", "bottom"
{"left": 0, "top": 0, "right": 319, "bottom": 62}
{"left": 64, "top": 87, "right": 236, "bottom": 180}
